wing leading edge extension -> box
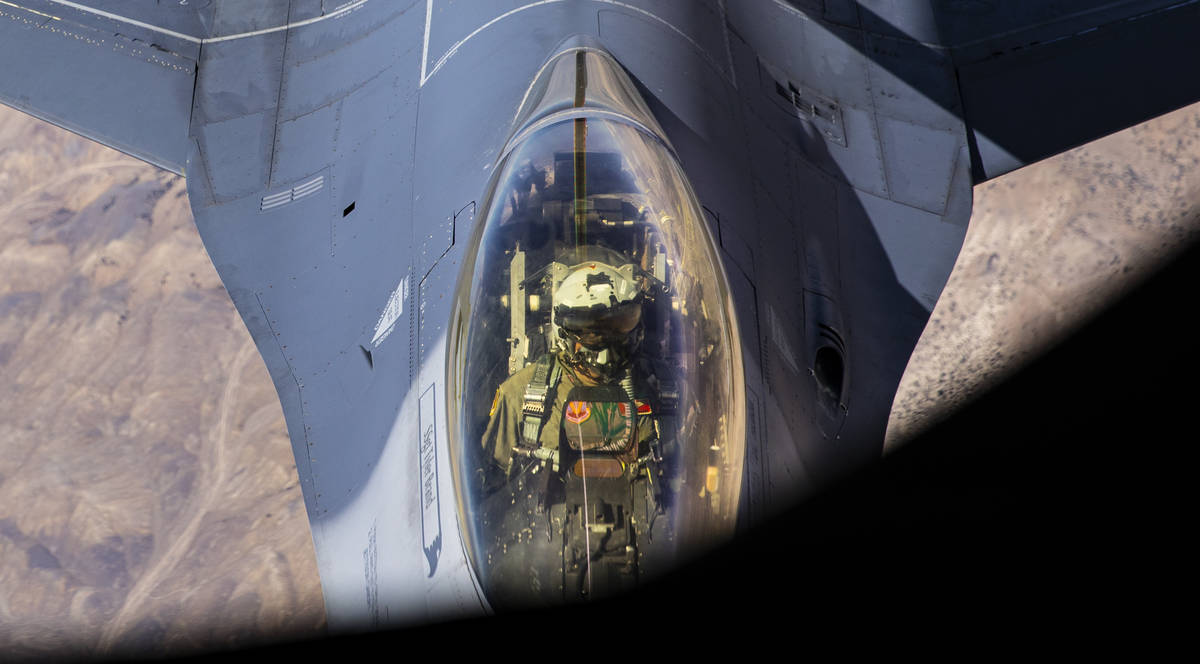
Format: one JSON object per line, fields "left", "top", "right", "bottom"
{"left": 0, "top": 0, "right": 200, "bottom": 173}
{"left": 769, "top": 0, "right": 1200, "bottom": 182}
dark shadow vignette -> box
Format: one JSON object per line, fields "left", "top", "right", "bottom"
{"left": 37, "top": 220, "right": 1192, "bottom": 663}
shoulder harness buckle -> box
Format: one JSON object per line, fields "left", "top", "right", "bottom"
{"left": 520, "top": 354, "right": 561, "bottom": 447}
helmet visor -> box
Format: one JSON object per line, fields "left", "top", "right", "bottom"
{"left": 557, "top": 299, "right": 642, "bottom": 348}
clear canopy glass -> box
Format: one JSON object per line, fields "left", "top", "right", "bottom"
{"left": 447, "top": 43, "right": 745, "bottom": 611}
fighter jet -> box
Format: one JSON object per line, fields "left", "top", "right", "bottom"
{"left": 2, "top": 0, "right": 1198, "bottom": 635}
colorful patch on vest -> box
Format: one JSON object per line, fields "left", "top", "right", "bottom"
{"left": 635, "top": 400, "right": 652, "bottom": 415}
{"left": 563, "top": 400, "right": 634, "bottom": 452}
{"left": 565, "top": 400, "right": 592, "bottom": 424}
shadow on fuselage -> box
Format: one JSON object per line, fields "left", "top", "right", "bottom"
{"left": 628, "top": 54, "right": 932, "bottom": 500}
{"left": 215, "top": 227, "right": 1198, "bottom": 656}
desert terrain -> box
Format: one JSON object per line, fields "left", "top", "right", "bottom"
{"left": 1, "top": 96, "right": 1198, "bottom": 659}
{"left": 887, "top": 102, "right": 1200, "bottom": 446}
{"left": 0, "top": 107, "right": 324, "bottom": 660}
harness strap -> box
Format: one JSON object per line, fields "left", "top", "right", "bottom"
{"left": 520, "top": 354, "right": 561, "bottom": 448}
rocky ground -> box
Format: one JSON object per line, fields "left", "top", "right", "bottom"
{"left": 1, "top": 96, "right": 1198, "bottom": 660}
{"left": 0, "top": 107, "right": 324, "bottom": 660}
{"left": 886, "top": 102, "right": 1200, "bottom": 448}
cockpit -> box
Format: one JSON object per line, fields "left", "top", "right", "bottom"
{"left": 447, "top": 39, "right": 745, "bottom": 610}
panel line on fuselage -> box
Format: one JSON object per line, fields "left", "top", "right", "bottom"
{"left": 418, "top": 0, "right": 729, "bottom": 88}
{"left": 29, "top": 0, "right": 370, "bottom": 44}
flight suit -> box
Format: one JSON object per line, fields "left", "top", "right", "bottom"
{"left": 478, "top": 352, "right": 677, "bottom": 603}
{"left": 480, "top": 353, "right": 659, "bottom": 476}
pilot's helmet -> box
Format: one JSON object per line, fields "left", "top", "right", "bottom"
{"left": 552, "top": 260, "right": 644, "bottom": 383}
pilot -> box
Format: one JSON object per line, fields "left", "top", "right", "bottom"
{"left": 477, "top": 253, "right": 683, "bottom": 602}
{"left": 480, "top": 258, "right": 670, "bottom": 481}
